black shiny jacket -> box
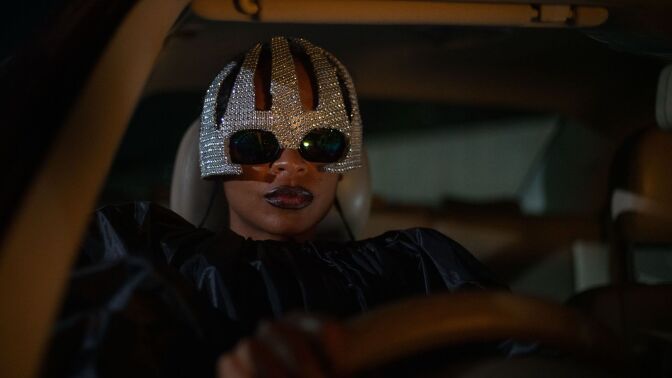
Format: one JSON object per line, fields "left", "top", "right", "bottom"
{"left": 43, "top": 202, "right": 506, "bottom": 377}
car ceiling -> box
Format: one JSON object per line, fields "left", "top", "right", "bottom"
{"left": 144, "top": 8, "right": 668, "bottom": 135}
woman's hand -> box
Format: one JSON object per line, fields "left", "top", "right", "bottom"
{"left": 217, "top": 315, "right": 347, "bottom": 378}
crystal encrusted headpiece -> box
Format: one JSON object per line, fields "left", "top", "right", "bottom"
{"left": 199, "top": 37, "right": 363, "bottom": 178}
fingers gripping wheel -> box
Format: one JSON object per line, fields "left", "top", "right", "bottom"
{"left": 216, "top": 293, "right": 620, "bottom": 377}
{"left": 327, "top": 292, "right": 620, "bottom": 375}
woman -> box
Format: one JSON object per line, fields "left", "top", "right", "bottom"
{"left": 45, "top": 37, "right": 505, "bottom": 378}
{"left": 200, "top": 36, "right": 361, "bottom": 242}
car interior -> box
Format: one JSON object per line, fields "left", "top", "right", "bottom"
{"left": 1, "top": 0, "right": 672, "bottom": 377}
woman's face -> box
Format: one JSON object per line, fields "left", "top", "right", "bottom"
{"left": 223, "top": 153, "right": 340, "bottom": 241}
{"left": 222, "top": 56, "right": 340, "bottom": 241}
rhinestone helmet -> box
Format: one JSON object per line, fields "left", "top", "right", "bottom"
{"left": 199, "top": 37, "right": 363, "bottom": 178}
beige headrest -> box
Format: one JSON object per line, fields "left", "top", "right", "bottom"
{"left": 615, "top": 130, "right": 672, "bottom": 203}
{"left": 656, "top": 65, "right": 672, "bottom": 130}
{"left": 170, "top": 120, "right": 371, "bottom": 240}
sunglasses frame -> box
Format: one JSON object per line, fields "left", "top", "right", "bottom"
{"left": 228, "top": 128, "right": 349, "bottom": 165}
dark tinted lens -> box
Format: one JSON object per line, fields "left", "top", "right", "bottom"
{"left": 229, "top": 130, "right": 280, "bottom": 164}
{"left": 299, "top": 128, "right": 347, "bottom": 163}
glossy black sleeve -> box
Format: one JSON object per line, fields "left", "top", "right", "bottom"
{"left": 42, "top": 202, "right": 236, "bottom": 378}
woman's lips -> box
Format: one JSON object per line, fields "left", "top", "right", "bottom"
{"left": 264, "top": 186, "right": 314, "bottom": 209}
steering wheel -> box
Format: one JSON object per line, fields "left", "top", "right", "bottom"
{"left": 320, "top": 292, "right": 619, "bottom": 376}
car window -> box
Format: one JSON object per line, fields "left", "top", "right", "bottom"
{"left": 367, "top": 111, "right": 556, "bottom": 205}
{"left": 633, "top": 244, "right": 672, "bottom": 284}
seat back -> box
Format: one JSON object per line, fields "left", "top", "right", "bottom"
{"left": 571, "top": 62, "right": 672, "bottom": 364}
{"left": 609, "top": 129, "right": 672, "bottom": 283}
{"left": 569, "top": 128, "right": 672, "bottom": 374}
{"left": 170, "top": 120, "right": 372, "bottom": 240}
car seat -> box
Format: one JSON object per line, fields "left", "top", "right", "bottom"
{"left": 568, "top": 127, "right": 672, "bottom": 377}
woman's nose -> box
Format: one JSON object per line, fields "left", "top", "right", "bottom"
{"left": 270, "top": 149, "right": 308, "bottom": 176}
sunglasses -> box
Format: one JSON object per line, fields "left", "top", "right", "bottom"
{"left": 229, "top": 128, "right": 348, "bottom": 165}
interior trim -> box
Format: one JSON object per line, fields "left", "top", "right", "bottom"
{"left": 0, "top": 0, "right": 189, "bottom": 376}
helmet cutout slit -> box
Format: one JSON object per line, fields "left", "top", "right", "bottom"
{"left": 214, "top": 59, "right": 243, "bottom": 129}
{"left": 288, "top": 40, "right": 320, "bottom": 110}
{"left": 337, "top": 72, "right": 353, "bottom": 123}
{"left": 254, "top": 43, "right": 273, "bottom": 111}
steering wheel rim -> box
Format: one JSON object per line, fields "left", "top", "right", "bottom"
{"left": 323, "top": 292, "right": 619, "bottom": 375}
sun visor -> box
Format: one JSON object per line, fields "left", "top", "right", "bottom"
{"left": 657, "top": 65, "right": 672, "bottom": 130}
{"left": 192, "top": 0, "right": 607, "bottom": 28}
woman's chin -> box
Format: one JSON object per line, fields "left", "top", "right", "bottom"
{"left": 231, "top": 217, "right": 314, "bottom": 241}
{"left": 264, "top": 223, "right": 316, "bottom": 241}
